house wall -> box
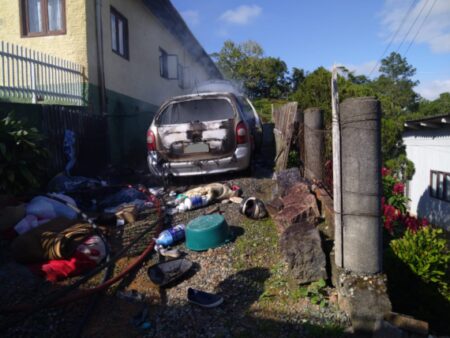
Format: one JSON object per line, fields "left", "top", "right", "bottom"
{"left": 85, "top": 0, "right": 217, "bottom": 162}
{"left": 86, "top": 0, "right": 213, "bottom": 110}
{"left": 403, "top": 128, "right": 450, "bottom": 230}
{"left": 0, "top": 0, "right": 88, "bottom": 70}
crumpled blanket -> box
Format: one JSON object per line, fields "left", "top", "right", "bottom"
{"left": 184, "top": 183, "right": 240, "bottom": 202}
{"left": 11, "top": 217, "right": 94, "bottom": 263}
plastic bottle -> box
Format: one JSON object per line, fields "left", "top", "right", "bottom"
{"left": 155, "top": 224, "right": 186, "bottom": 247}
{"left": 184, "top": 195, "right": 209, "bottom": 210}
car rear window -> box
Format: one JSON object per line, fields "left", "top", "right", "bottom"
{"left": 157, "top": 98, "right": 235, "bottom": 125}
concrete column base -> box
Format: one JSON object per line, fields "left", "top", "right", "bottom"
{"left": 337, "top": 269, "right": 392, "bottom": 335}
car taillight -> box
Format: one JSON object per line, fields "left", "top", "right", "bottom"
{"left": 236, "top": 121, "right": 248, "bottom": 144}
{"left": 147, "top": 130, "right": 156, "bottom": 151}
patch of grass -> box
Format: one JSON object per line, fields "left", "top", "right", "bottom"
{"left": 231, "top": 216, "right": 348, "bottom": 335}
{"left": 232, "top": 217, "right": 279, "bottom": 270}
{"left": 291, "top": 279, "right": 328, "bottom": 308}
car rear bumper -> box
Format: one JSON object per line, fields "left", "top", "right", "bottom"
{"left": 147, "top": 145, "right": 251, "bottom": 177}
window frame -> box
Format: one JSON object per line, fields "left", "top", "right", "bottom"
{"left": 159, "top": 48, "right": 179, "bottom": 80}
{"left": 20, "top": 0, "right": 67, "bottom": 37}
{"left": 110, "top": 6, "right": 129, "bottom": 60}
{"left": 429, "top": 170, "right": 450, "bottom": 202}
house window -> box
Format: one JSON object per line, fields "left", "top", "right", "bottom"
{"left": 430, "top": 170, "right": 450, "bottom": 202}
{"left": 20, "top": 0, "right": 66, "bottom": 37}
{"left": 159, "top": 49, "right": 178, "bottom": 79}
{"left": 110, "top": 7, "right": 129, "bottom": 59}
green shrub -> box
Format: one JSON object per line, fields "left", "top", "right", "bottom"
{"left": 0, "top": 113, "right": 49, "bottom": 194}
{"left": 390, "top": 227, "right": 450, "bottom": 298}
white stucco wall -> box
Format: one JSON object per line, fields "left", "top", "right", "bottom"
{"left": 403, "top": 128, "right": 450, "bottom": 230}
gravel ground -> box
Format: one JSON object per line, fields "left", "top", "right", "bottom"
{"left": 81, "top": 175, "right": 349, "bottom": 338}
{"left": 0, "top": 148, "right": 350, "bottom": 337}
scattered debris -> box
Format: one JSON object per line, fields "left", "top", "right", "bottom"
{"left": 187, "top": 288, "right": 223, "bottom": 308}
{"left": 157, "top": 247, "right": 182, "bottom": 259}
{"left": 131, "top": 306, "right": 151, "bottom": 331}
{"left": 117, "top": 290, "right": 146, "bottom": 302}
{"left": 155, "top": 224, "right": 186, "bottom": 247}
{"left": 239, "top": 197, "right": 268, "bottom": 219}
{"left": 147, "top": 258, "right": 193, "bottom": 287}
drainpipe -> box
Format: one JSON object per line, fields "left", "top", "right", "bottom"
{"left": 331, "top": 66, "right": 344, "bottom": 268}
{"left": 95, "top": 0, "right": 107, "bottom": 115}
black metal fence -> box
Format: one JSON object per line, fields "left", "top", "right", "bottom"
{"left": 42, "top": 105, "right": 108, "bottom": 175}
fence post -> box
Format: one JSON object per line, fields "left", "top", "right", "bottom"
{"left": 304, "top": 107, "right": 324, "bottom": 181}
{"left": 31, "top": 62, "right": 37, "bottom": 104}
{"left": 339, "top": 97, "right": 382, "bottom": 274}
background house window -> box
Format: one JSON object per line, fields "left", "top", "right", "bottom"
{"left": 110, "top": 7, "right": 129, "bottom": 59}
{"left": 430, "top": 170, "right": 450, "bottom": 202}
{"left": 20, "top": 0, "right": 66, "bottom": 36}
{"left": 159, "top": 49, "right": 178, "bottom": 79}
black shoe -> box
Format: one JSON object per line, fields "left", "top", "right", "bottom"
{"left": 187, "top": 288, "right": 223, "bottom": 308}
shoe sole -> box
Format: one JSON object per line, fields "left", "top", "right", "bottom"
{"left": 188, "top": 297, "right": 223, "bottom": 308}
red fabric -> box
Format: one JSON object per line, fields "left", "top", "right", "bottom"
{"left": 29, "top": 251, "right": 97, "bottom": 282}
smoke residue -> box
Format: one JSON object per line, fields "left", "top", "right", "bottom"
{"left": 193, "top": 80, "right": 245, "bottom": 96}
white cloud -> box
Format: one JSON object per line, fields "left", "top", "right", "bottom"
{"left": 380, "top": 0, "right": 450, "bottom": 53}
{"left": 334, "top": 60, "right": 379, "bottom": 77}
{"left": 220, "top": 5, "right": 262, "bottom": 25}
{"left": 181, "top": 10, "right": 199, "bottom": 26}
{"left": 416, "top": 79, "right": 450, "bottom": 100}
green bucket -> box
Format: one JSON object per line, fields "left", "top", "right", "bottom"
{"left": 186, "top": 214, "right": 230, "bottom": 251}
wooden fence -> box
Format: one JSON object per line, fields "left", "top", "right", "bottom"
{"left": 272, "top": 102, "right": 299, "bottom": 172}
{"left": 0, "top": 41, "right": 85, "bottom": 106}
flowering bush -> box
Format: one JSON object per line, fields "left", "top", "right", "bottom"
{"left": 382, "top": 167, "right": 428, "bottom": 237}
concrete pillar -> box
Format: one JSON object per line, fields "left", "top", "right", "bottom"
{"left": 339, "top": 97, "right": 382, "bottom": 274}
{"left": 304, "top": 108, "right": 324, "bottom": 181}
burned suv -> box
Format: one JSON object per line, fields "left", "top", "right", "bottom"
{"left": 146, "top": 92, "right": 263, "bottom": 177}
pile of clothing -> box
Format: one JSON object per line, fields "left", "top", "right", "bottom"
{"left": 0, "top": 195, "right": 106, "bottom": 282}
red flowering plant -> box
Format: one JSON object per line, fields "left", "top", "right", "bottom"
{"left": 382, "top": 167, "right": 428, "bottom": 237}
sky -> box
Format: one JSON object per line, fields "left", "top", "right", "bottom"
{"left": 171, "top": 0, "right": 450, "bottom": 100}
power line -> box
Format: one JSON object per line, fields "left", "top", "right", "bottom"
{"left": 368, "top": 0, "right": 418, "bottom": 77}
{"left": 395, "top": 0, "right": 430, "bottom": 54}
{"left": 405, "top": 0, "right": 438, "bottom": 56}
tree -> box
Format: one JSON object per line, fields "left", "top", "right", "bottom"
{"left": 417, "top": 93, "right": 450, "bottom": 117}
{"left": 211, "top": 40, "right": 246, "bottom": 81}
{"left": 290, "top": 67, "right": 306, "bottom": 92}
{"left": 372, "top": 52, "right": 419, "bottom": 114}
{"left": 379, "top": 52, "right": 417, "bottom": 82}
{"left": 212, "top": 40, "right": 290, "bottom": 98}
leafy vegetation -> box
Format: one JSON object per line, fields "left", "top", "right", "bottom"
{"left": 0, "top": 113, "right": 48, "bottom": 194}
{"left": 294, "top": 279, "right": 328, "bottom": 308}
{"left": 390, "top": 227, "right": 450, "bottom": 298}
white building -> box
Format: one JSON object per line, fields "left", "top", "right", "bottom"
{"left": 403, "top": 114, "right": 450, "bottom": 230}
